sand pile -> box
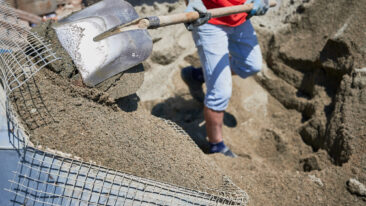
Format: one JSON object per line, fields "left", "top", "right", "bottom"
{"left": 9, "top": 0, "right": 228, "bottom": 191}
{"left": 10, "top": 66, "right": 225, "bottom": 191}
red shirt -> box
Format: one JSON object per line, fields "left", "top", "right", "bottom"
{"left": 203, "top": 0, "right": 248, "bottom": 27}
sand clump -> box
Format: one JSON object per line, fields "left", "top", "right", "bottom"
{"left": 31, "top": 21, "right": 145, "bottom": 100}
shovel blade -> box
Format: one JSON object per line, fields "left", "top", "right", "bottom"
{"left": 53, "top": 0, "right": 152, "bottom": 87}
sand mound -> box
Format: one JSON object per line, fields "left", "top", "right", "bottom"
{"left": 10, "top": 67, "right": 225, "bottom": 190}
{"left": 5, "top": 0, "right": 232, "bottom": 193}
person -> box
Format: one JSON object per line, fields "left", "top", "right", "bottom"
{"left": 181, "top": 0, "right": 269, "bottom": 157}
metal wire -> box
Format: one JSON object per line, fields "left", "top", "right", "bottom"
{"left": 0, "top": 1, "right": 59, "bottom": 94}
{"left": 6, "top": 147, "right": 248, "bottom": 205}
{"left": 0, "top": 0, "right": 59, "bottom": 149}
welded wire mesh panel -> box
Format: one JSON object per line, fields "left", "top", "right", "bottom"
{"left": 163, "top": 119, "right": 188, "bottom": 136}
{"left": 0, "top": 0, "right": 59, "bottom": 149}
{"left": 0, "top": 1, "right": 59, "bottom": 93}
{"left": 7, "top": 147, "right": 248, "bottom": 205}
{"left": 9, "top": 75, "right": 55, "bottom": 130}
{"left": 5, "top": 100, "right": 29, "bottom": 149}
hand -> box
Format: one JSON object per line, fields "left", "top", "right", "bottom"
{"left": 185, "top": 0, "right": 211, "bottom": 31}
{"left": 245, "top": 0, "right": 269, "bottom": 17}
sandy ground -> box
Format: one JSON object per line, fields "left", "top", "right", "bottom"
{"left": 9, "top": 0, "right": 366, "bottom": 205}
{"left": 135, "top": 0, "right": 366, "bottom": 205}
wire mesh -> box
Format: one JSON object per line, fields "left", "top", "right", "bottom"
{"left": 0, "top": 0, "right": 59, "bottom": 94}
{"left": 9, "top": 74, "right": 55, "bottom": 131}
{"left": 0, "top": 0, "right": 59, "bottom": 149}
{"left": 6, "top": 147, "right": 248, "bottom": 205}
{"left": 0, "top": 1, "right": 249, "bottom": 205}
{"left": 5, "top": 98, "right": 29, "bottom": 149}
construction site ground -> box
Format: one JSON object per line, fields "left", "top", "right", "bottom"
{"left": 8, "top": 0, "right": 366, "bottom": 205}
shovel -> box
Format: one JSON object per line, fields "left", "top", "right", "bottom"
{"left": 54, "top": 0, "right": 276, "bottom": 87}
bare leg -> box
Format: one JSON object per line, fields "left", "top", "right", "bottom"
{"left": 204, "top": 106, "right": 224, "bottom": 143}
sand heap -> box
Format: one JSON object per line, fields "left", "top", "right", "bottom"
{"left": 9, "top": 0, "right": 228, "bottom": 191}
{"left": 10, "top": 66, "right": 225, "bottom": 191}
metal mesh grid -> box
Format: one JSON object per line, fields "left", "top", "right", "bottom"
{"left": 6, "top": 147, "right": 248, "bottom": 205}
{"left": 0, "top": 0, "right": 59, "bottom": 93}
{"left": 0, "top": 1, "right": 249, "bottom": 205}
{"left": 0, "top": 0, "right": 58, "bottom": 149}
{"left": 5, "top": 99, "right": 29, "bottom": 149}
{"left": 9, "top": 74, "right": 55, "bottom": 131}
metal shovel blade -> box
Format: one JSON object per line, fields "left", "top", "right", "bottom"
{"left": 53, "top": 0, "right": 152, "bottom": 87}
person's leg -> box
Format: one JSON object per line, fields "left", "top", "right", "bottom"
{"left": 204, "top": 107, "right": 236, "bottom": 157}
{"left": 229, "top": 20, "right": 263, "bottom": 78}
{"left": 191, "top": 23, "right": 236, "bottom": 157}
{"left": 204, "top": 106, "right": 224, "bottom": 143}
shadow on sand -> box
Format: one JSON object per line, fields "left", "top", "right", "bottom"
{"left": 151, "top": 95, "right": 237, "bottom": 153}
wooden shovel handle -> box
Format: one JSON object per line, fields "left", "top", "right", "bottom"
{"left": 93, "top": 0, "right": 277, "bottom": 41}
{"left": 157, "top": 0, "right": 277, "bottom": 27}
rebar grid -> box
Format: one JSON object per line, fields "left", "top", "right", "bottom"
{"left": 6, "top": 147, "right": 247, "bottom": 205}
{"left": 0, "top": 1, "right": 59, "bottom": 94}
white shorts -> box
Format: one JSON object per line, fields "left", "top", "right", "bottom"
{"left": 192, "top": 20, "right": 263, "bottom": 111}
